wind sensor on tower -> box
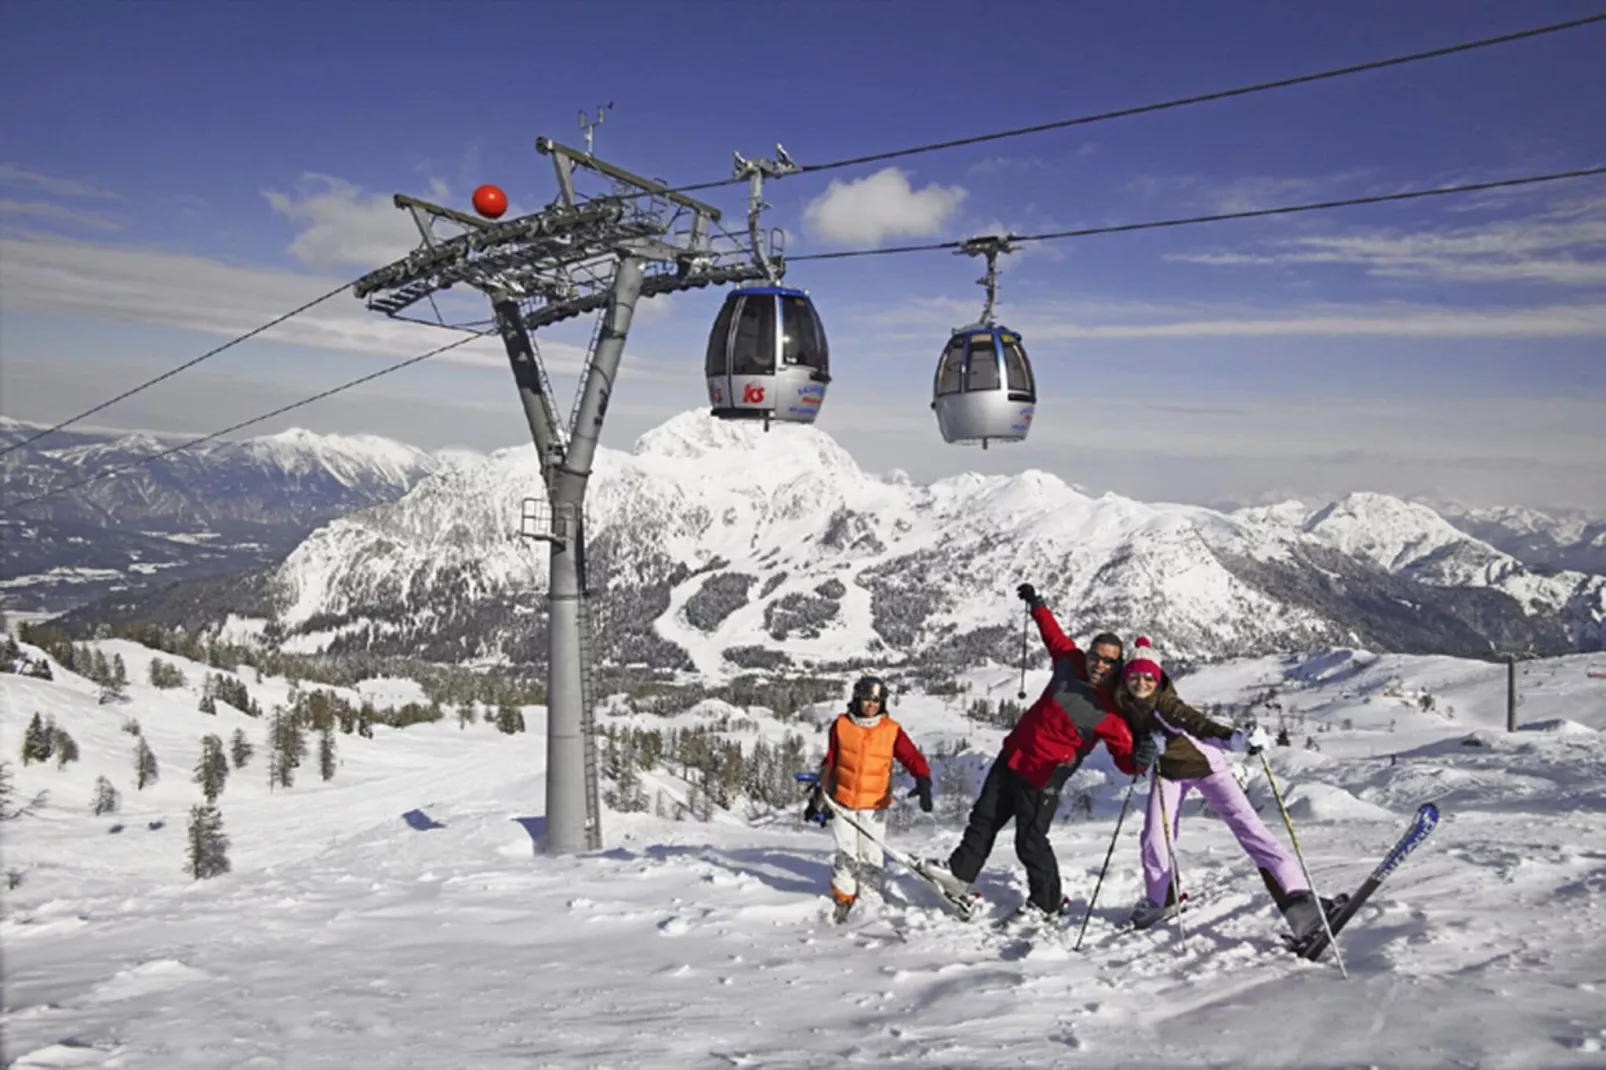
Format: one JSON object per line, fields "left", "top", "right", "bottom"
{"left": 351, "top": 111, "right": 796, "bottom": 855}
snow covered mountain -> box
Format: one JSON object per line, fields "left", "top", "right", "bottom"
{"left": 2, "top": 420, "right": 446, "bottom": 613}
{"left": 1426, "top": 500, "right": 1606, "bottom": 577}
{"left": 55, "top": 410, "right": 1603, "bottom": 674}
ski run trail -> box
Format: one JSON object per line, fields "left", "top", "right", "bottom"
{"left": 4, "top": 638, "right": 1606, "bottom": 1068}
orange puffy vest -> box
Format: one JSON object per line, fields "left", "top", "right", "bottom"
{"left": 830, "top": 714, "right": 902, "bottom": 810}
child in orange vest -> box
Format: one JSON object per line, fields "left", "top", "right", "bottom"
{"left": 803, "top": 675, "right": 933, "bottom": 923}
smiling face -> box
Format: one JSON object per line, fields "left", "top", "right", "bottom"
{"left": 1125, "top": 673, "right": 1159, "bottom": 701}
{"left": 1086, "top": 642, "right": 1123, "bottom": 688}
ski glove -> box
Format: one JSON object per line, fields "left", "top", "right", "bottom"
{"left": 1016, "top": 583, "right": 1044, "bottom": 608}
{"left": 909, "top": 775, "right": 933, "bottom": 813}
{"left": 1229, "top": 726, "right": 1272, "bottom": 756}
{"left": 1132, "top": 732, "right": 1159, "bottom": 772}
{"left": 1043, "top": 764, "right": 1075, "bottom": 795}
{"left": 803, "top": 788, "right": 830, "bottom": 825}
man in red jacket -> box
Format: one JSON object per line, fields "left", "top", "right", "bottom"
{"left": 924, "top": 583, "right": 1154, "bottom": 919}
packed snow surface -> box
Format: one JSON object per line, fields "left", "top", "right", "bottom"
{"left": 4, "top": 640, "right": 1606, "bottom": 1067}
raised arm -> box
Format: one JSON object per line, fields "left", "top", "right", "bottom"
{"left": 1019, "top": 583, "right": 1085, "bottom": 668}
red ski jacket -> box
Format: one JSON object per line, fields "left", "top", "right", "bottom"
{"left": 1001, "top": 605, "right": 1142, "bottom": 789}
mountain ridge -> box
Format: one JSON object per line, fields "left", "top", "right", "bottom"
{"left": 45, "top": 410, "right": 1603, "bottom": 676}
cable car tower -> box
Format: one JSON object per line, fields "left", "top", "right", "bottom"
{"left": 351, "top": 126, "right": 790, "bottom": 854}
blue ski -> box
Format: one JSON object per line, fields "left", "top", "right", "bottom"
{"left": 1287, "top": 802, "right": 1441, "bottom": 962}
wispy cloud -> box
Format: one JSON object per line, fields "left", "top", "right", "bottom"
{"left": 0, "top": 234, "right": 688, "bottom": 383}
{"left": 0, "top": 198, "right": 120, "bottom": 231}
{"left": 0, "top": 163, "right": 121, "bottom": 201}
{"left": 966, "top": 156, "right": 1052, "bottom": 176}
{"left": 1125, "top": 168, "right": 1378, "bottom": 214}
{"left": 1166, "top": 190, "right": 1606, "bottom": 286}
{"left": 801, "top": 167, "right": 967, "bottom": 246}
{"left": 849, "top": 292, "right": 1606, "bottom": 341}
{"left": 261, "top": 173, "right": 431, "bottom": 271}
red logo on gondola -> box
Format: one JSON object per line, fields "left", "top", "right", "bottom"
{"left": 743, "top": 382, "right": 766, "bottom": 404}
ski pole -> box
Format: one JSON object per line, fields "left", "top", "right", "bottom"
{"left": 1257, "top": 752, "right": 1349, "bottom": 979}
{"left": 1154, "top": 767, "right": 1187, "bottom": 942}
{"left": 1016, "top": 604, "right": 1029, "bottom": 700}
{"left": 1073, "top": 773, "right": 1138, "bottom": 951}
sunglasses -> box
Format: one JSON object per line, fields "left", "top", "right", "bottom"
{"left": 1087, "top": 654, "right": 1121, "bottom": 667}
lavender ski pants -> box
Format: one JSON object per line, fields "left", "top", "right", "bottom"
{"left": 1140, "top": 768, "right": 1308, "bottom": 908}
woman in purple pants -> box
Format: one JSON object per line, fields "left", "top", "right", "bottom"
{"left": 1116, "top": 637, "right": 1338, "bottom": 943}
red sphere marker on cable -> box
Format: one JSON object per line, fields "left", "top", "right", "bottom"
{"left": 472, "top": 184, "right": 508, "bottom": 219}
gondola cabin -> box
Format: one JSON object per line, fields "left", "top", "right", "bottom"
{"left": 705, "top": 285, "right": 831, "bottom": 428}
{"left": 931, "top": 324, "right": 1036, "bottom": 447}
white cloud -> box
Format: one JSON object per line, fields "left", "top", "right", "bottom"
{"left": 261, "top": 173, "right": 427, "bottom": 271}
{"left": 0, "top": 163, "right": 121, "bottom": 200}
{"left": 801, "top": 167, "right": 967, "bottom": 246}
{"left": 0, "top": 198, "right": 120, "bottom": 231}
{"left": 0, "top": 234, "right": 694, "bottom": 383}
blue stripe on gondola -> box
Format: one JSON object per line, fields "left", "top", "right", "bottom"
{"left": 725, "top": 286, "right": 810, "bottom": 298}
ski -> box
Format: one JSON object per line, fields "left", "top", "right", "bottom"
{"left": 1286, "top": 801, "right": 1441, "bottom": 962}
{"left": 795, "top": 771, "right": 984, "bottom": 922}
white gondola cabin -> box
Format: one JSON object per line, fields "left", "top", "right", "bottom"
{"left": 931, "top": 323, "right": 1036, "bottom": 447}
{"left": 705, "top": 285, "right": 831, "bottom": 428}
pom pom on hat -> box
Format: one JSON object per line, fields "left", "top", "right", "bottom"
{"left": 1123, "top": 636, "right": 1163, "bottom": 683}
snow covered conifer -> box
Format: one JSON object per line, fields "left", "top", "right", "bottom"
{"left": 185, "top": 804, "right": 230, "bottom": 880}
{"left": 20, "top": 712, "right": 52, "bottom": 765}
{"left": 52, "top": 729, "right": 79, "bottom": 770}
{"left": 229, "top": 728, "right": 253, "bottom": 770}
{"left": 318, "top": 724, "right": 336, "bottom": 782}
{"left": 134, "top": 736, "right": 159, "bottom": 789}
{"left": 91, "top": 775, "right": 120, "bottom": 816}
{"left": 193, "top": 734, "right": 229, "bottom": 804}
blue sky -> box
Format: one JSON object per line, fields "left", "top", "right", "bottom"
{"left": 3, "top": 0, "right": 1603, "bottom": 510}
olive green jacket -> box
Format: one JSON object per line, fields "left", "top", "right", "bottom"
{"left": 1115, "top": 672, "right": 1235, "bottom": 782}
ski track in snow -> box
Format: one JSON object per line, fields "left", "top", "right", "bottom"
{"left": 4, "top": 641, "right": 1606, "bottom": 1067}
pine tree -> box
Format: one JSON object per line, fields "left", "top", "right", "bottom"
{"left": 185, "top": 804, "right": 231, "bottom": 880}
{"left": 91, "top": 775, "right": 120, "bottom": 815}
{"left": 318, "top": 724, "right": 336, "bottom": 782}
{"left": 134, "top": 736, "right": 159, "bottom": 789}
{"left": 52, "top": 730, "right": 79, "bottom": 769}
{"left": 193, "top": 734, "right": 229, "bottom": 804}
{"left": 229, "top": 728, "right": 253, "bottom": 770}
{"left": 199, "top": 693, "right": 217, "bottom": 715}
{"left": 268, "top": 706, "right": 302, "bottom": 790}
{"left": 20, "top": 712, "right": 52, "bottom": 765}
{"left": 91, "top": 649, "right": 111, "bottom": 686}
{"left": 148, "top": 658, "right": 186, "bottom": 689}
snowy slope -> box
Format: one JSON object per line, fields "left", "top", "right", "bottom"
{"left": 5, "top": 636, "right": 1606, "bottom": 1067}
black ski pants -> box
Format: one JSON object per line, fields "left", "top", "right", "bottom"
{"left": 946, "top": 754, "right": 1066, "bottom": 913}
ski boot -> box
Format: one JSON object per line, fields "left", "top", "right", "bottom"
{"left": 1281, "top": 891, "right": 1348, "bottom": 950}
{"left": 831, "top": 891, "right": 855, "bottom": 925}
{"left": 917, "top": 857, "right": 971, "bottom": 899}
{"left": 1127, "top": 893, "right": 1188, "bottom": 930}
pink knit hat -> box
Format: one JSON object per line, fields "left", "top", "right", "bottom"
{"left": 1123, "top": 636, "right": 1163, "bottom": 683}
